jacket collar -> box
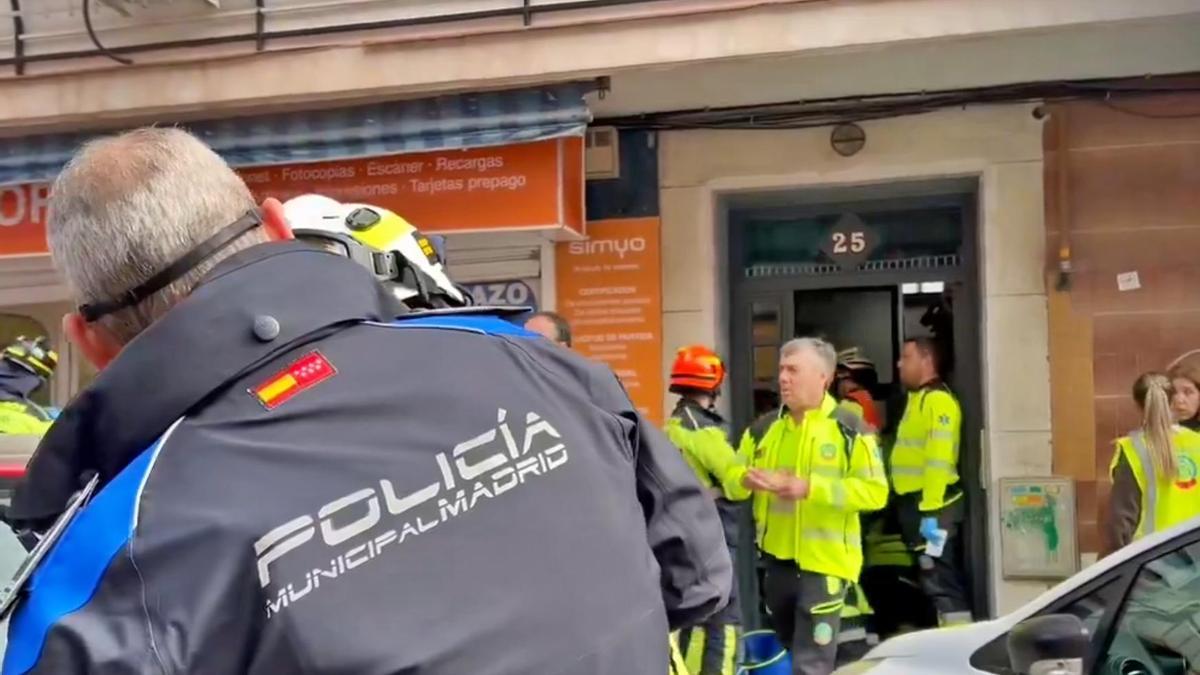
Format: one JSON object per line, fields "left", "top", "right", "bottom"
{"left": 781, "top": 394, "right": 837, "bottom": 426}
{"left": 671, "top": 397, "right": 725, "bottom": 429}
{"left": 10, "top": 242, "right": 400, "bottom": 527}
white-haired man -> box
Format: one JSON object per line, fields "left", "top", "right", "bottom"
{"left": 2, "top": 128, "right": 730, "bottom": 675}
{"left": 729, "top": 337, "right": 888, "bottom": 675}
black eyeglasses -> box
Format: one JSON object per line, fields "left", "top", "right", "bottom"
{"left": 78, "top": 210, "right": 263, "bottom": 323}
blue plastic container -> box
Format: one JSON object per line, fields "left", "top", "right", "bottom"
{"left": 738, "top": 630, "right": 792, "bottom": 674}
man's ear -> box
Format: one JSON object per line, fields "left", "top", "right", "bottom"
{"left": 63, "top": 313, "right": 122, "bottom": 370}
{"left": 260, "top": 198, "right": 295, "bottom": 242}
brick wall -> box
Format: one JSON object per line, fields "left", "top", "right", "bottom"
{"left": 1046, "top": 93, "right": 1200, "bottom": 555}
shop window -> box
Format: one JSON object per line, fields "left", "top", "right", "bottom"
{"left": 0, "top": 313, "right": 51, "bottom": 407}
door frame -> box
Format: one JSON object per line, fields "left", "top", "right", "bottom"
{"left": 725, "top": 185, "right": 991, "bottom": 623}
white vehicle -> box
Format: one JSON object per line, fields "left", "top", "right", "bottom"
{"left": 835, "top": 516, "right": 1200, "bottom": 675}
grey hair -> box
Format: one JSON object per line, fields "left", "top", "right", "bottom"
{"left": 48, "top": 127, "right": 266, "bottom": 344}
{"left": 780, "top": 337, "right": 837, "bottom": 376}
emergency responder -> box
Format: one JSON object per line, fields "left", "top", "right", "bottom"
{"left": 834, "top": 347, "right": 881, "bottom": 431}
{"left": 736, "top": 401, "right": 882, "bottom": 669}
{"left": 3, "top": 128, "right": 731, "bottom": 675}
{"left": 892, "top": 336, "right": 972, "bottom": 627}
{"left": 1107, "top": 372, "right": 1200, "bottom": 554}
{"left": 665, "top": 345, "right": 745, "bottom": 675}
{"left": 729, "top": 337, "right": 888, "bottom": 675}
{"left": 0, "top": 336, "right": 57, "bottom": 436}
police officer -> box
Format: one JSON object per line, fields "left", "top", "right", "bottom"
{"left": 665, "top": 345, "right": 745, "bottom": 675}
{"left": 892, "top": 336, "right": 972, "bottom": 627}
{"left": 0, "top": 336, "right": 57, "bottom": 436}
{"left": 3, "top": 128, "right": 731, "bottom": 674}
{"left": 729, "top": 337, "right": 887, "bottom": 675}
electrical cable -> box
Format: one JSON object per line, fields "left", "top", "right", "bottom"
{"left": 597, "top": 77, "right": 1200, "bottom": 130}
{"left": 82, "top": 0, "right": 133, "bottom": 66}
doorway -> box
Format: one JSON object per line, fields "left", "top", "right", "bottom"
{"left": 726, "top": 183, "right": 989, "bottom": 628}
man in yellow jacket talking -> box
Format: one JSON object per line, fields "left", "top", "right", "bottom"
{"left": 728, "top": 337, "right": 888, "bottom": 675}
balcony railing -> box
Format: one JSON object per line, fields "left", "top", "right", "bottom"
{"left": 1, "top": 0, "right": 718, "bottom": 75}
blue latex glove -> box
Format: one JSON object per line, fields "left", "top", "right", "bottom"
{"left": 919, "top": 516, "right": 940, "bottom": 543}
{"left": 920, "top": 516, "right": 948, "bottom": 558}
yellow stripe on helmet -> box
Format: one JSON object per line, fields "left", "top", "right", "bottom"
{"left": 347, "top": 209, "right": 416, "bottom": 253}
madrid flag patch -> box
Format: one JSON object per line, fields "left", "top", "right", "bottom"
{"left": 251, "top": 351, "right": 337, "bottom": 410}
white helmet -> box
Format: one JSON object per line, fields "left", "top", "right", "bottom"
{"left": 282, "top": 194, "right": 469, "bottom": 309}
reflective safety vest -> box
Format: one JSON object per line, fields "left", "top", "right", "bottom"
{"left": 729, "top": 395, "right": 888, "bottom": 582}
{"left": 1110, "top": 426, "right": 1200, "bottom": 540}
{"left": 890, "top": 384, "right": 961, "bottom": 513}
{"left": 863, "top": 518, "right": 914, "bottom": 569}
{"left": 0, "top": 400, "right": 52, "bottom": 436}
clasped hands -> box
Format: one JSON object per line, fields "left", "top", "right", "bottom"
{"left": 742, "top": 468, "right": 809, "bottom": 500}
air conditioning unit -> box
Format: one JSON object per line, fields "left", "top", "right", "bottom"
{"left": 585, "top": 126, "right": 620, "bottom": 180}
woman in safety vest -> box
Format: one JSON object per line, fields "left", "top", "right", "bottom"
{"left": 1107, "top": 372, "right": 1200, "bottom": 554}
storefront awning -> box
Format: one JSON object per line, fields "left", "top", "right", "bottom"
{"left": 0, "top": 81, "right": 595, "bottom": 187}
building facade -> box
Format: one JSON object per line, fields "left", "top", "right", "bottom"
{"left": 1, "top": 0, "right": 1199, "bottom": 617}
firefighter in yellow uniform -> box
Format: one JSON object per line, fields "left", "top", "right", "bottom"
{"left": 891, "top": 337, "right": 971, "bottom": 627}
{"left": 727, "top": 337, "right": 887, "bottom": 675}
{"left": 664, "top": 345, "right": 745, "bottom": 675}
{"left": 0, "top": 336, "right": 57, "bottom": 436}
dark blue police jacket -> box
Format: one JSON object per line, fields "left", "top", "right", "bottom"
{"left": 4, "top": 241, "right": 730, "bottom": 674}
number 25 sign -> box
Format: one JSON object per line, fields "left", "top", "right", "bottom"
{"left": 820, "top": 213, "right": 879, "bottom": 269}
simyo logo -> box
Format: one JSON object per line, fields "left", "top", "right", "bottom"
{"left": 254, "top": 407, "right": 569, "bottom": 617}
{"left": 567, "top": 237, "right": 646, "bottom": 259}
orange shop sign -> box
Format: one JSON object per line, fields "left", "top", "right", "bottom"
{"left": 0, "top": 183, "right": 51, "bottom": 256}
{"left": 556, "top": 218, "right": 664, "bottom": 425}
{"left": 0, "top": 138, "right": 583, "bottom": 258}
{"left": 244, "top": 138, "right": 584, "bottom": 238}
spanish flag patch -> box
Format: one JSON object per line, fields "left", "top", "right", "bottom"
{"left": 251, "top": 351, "right": 337, "bottom": 410}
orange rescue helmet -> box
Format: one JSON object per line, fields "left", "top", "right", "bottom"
{"left": 670, "top": 345, "right": 726, "bottom": 394}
